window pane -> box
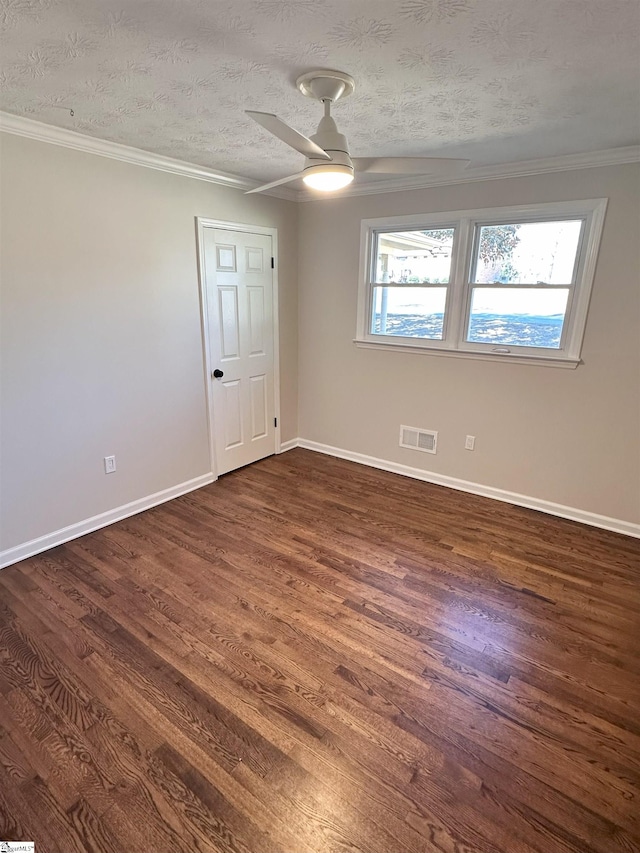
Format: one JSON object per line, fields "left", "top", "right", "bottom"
{"left": 375, "top": 228, "right": 454, "bottom": 284}
{"left": 372, "top": 286, "right": 447, "bottom": 339}
{"left": 466, "top": 288, "right": 569, "bottom": 348}
{"left": 473, "top": 220, "right": 583, "bottom": 284}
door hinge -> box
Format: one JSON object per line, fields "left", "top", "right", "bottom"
{"left": 274, "top": 417, "right": 277, "bottom": 427}
{"left": 271, "top": 257, "right": 275, "bottom": 269}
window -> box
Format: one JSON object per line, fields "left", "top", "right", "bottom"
{"left": 356, "top": 199, "right": 607, "bottom": 367}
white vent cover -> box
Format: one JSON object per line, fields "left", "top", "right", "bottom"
{"left": 399, "top": 425, "right": 438, "bottom": 454}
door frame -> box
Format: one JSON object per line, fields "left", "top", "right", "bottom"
{"left": 195, "top": 217, "right": 281, "bottom": 479}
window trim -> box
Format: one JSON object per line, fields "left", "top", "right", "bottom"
{"left": 356, "top": 199, "right": 608, "bottom": 368}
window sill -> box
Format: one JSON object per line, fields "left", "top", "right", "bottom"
{"left": 353, "top": 338, "right": 581, "bottom": 368}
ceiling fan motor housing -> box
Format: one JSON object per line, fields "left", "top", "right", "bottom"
{"left": 305, "top": 113, "right": 354, "bottom": 175}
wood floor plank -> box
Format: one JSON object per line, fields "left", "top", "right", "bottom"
{"left": 0, "top": 448, "right": 638, "bottom": 852}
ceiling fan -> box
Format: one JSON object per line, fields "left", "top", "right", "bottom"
{"left": 245, "top": 70, "right": 470, "bottom": 194}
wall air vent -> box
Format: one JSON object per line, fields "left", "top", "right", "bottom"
{"left": 399, "top": 425, "right": 437, "bottom": 454}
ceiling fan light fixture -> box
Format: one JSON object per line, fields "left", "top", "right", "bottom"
{"left": 244, "top": 69, "right": 470, "bottom": 195}
{"left": 302, "top": 163, "right": 354, "bottom": 191}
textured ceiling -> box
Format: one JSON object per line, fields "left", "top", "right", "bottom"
{"left": 1, "top": 0, "right": 639, "bottom": 187}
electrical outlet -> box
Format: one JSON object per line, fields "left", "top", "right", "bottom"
{"left": 104, "top": 455, "right": 116, "bottom": 473}
{"left": 465, "top": 435, "right": 475, "bottom": 451}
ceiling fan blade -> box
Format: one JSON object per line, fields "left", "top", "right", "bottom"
{"left": 246, "top": 111, "right": 332, "bottom": 161}
{"left": 353, "top": 157, "right": 470, "bottom": 175}
{"left": 245, "top": 171, "right": 307, "bottom": 194}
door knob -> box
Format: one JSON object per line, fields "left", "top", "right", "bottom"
{"left": 212, "top": 369, "right": 224, "bottom": 378}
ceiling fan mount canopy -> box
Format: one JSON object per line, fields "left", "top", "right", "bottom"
{"left": 295, "top": 70, "right": 355, "bottom": 104}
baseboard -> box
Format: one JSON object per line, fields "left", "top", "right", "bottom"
{"left": 284, "top": 438, "right": 640, "bottom": 539}
{"left": 0, "top": 473, "right": 216, "bottom": 569}
{"left": 4, "top": 444, "right": 637, "bottom": 570}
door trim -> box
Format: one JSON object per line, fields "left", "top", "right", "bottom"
{"left": 196, "top": 218, "right": 281, "bottom": 478}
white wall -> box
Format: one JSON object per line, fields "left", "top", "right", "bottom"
{"left": 297, "top": 164, "right": 640, "bottom": 527}
{"left": 0, "top": 133, "right": 298, "bottom": 555}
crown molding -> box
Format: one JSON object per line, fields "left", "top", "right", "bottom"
{"left": 2, "top": 111, "right": 637, "bottom": 204}
{"left": 0, "top": 111, "right": 297, "bottom": 201}
{"left": 296, "top": 145, "right": 640, "bottom": 201}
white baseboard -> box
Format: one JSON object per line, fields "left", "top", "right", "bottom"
{"left": 0, "top": 473, "right": 215, "bottom": 569}
{"left": 4, "top": 441, "right": 637, "bottom": 571}
{"left": 283, "top": 438, "right": 640, "bottom": 540}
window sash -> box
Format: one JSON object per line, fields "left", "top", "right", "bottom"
{"left": 371, "top": 226, "right": 457, "bottom": 285}
{"left": 460, "top": 216, "right": 587, "bottom": 354}
{"left": 371, "top": 284, "right": 450, "bottom": 341}
{"left": 368, "top": 223, "right": 461, "bottom": 347}
{"left": 462, "top": 282, "right": 576, "bottom": 350}
{"left": 462, "top": 287, "right": 574, "bottom": 353}
{"left": 371, "top": 282, "right": 449, "bottom": 288}
{"left": 468, "top": 217, "right": 586, "bottom": 286}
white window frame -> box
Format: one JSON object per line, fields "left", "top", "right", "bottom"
{"left": 355, "top": 199, "right": 608, "bottom": 368}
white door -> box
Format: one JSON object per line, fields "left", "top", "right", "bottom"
{"left": 202, "top": 226, "right": 276, "bottom": 475}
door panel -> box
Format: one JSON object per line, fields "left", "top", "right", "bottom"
{"left": 245, "top": 247, "right": 264, "bottom": 273}
{"left": 247, "top": 287, "right": 265, "bottom": 355}
{"left": 250, "top": 374, "right": 268, "bottom": 440}
{"left": 222, "top": 380, "right": 242, "bottom": 449}
{"left": 219, "top": 287, "right": 240, "bottom": 359}
{"left": 203, "top": 227, "right": 276, "bottom": 475}
{"left": 216, "top": 244, "right": 236, "bottom": 271}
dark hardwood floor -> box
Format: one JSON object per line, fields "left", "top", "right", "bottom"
{"left": 0, "top": 448, "right": 639, "bottom": 853}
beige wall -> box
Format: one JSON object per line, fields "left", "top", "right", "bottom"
{"left": 297, "top": 164, "right": 640, "bottom": 525}
{"left": 0, "top": 133, "right": 298, "bottom": 552}
{"left": 1, "top": 135, "right": 638, "bottom": 559}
